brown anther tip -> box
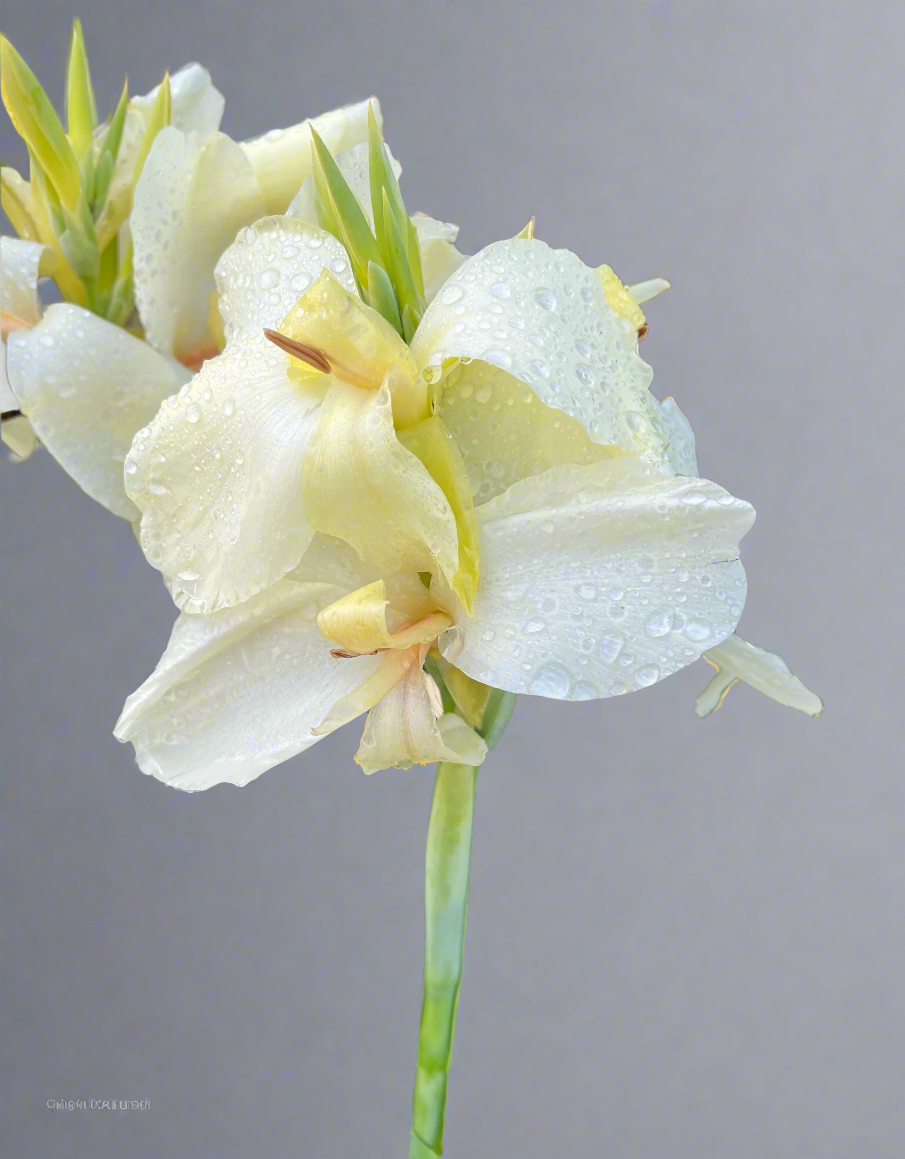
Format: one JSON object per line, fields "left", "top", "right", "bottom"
{"left": 263, "top": 328, "right": 331, "bottom": 374}
{"left": 637, "top": 324, "right": 649, "bottom": 340}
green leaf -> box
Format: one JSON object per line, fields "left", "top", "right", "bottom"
{"left": 380, "top": 189, "right": 424, "bottom": 341}
{"left": 65, "top": 18, "right": 97, "bottom": 167}
{"left": 310, "top": 124, "right": 382, "bottom": 292}
{"left": 366, "top": 259, "right": 403, "bottom": 336}
{"left": 0, "top": 35, "right": 82, "bottom": 210}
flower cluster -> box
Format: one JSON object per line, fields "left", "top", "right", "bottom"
{"left": 1, "top": 25, "right": 821, "bottom": 793}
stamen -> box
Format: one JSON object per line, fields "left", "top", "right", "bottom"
{"left": 263, "top": 328, "right": 331, "bottom": 374}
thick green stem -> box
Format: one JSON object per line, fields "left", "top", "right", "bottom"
{"left": 409, "top": 762, "right": 477, "bottom": 1158}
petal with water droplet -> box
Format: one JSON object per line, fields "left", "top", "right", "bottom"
{"left": 442, "top": 458, "right": 754, "bottom": 699}
{"left": 126, "top": 333, "right": 323, "bottom": 610}
{"left": 7, "top": 304, "right": 188, "bottom": 517}
{"left": 115, "top": 575, "right": 382, "bottom": 791}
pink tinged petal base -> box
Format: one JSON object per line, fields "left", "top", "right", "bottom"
{"left": 443, "top": 458, "right": 755, "bottom": 700}
{"left": 115, "top": 579, "right": 381, "bottom": 791}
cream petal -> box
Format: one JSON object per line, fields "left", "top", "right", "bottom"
{"left": 441, "top": 458, "right": 754, "bottom": 699}
{"left": 132, "top": 63, "right": 225, "bottom": 134}
{"left": 1, "top": 409, "right": 38, "bottom": 459}
{"left": 303, "top": 378, "right": 460, "bottom": 589}
{"left": 659, "top": 396, "right": 699, "bottom": 476}
{"left": 214, "top": 215, "right": 357, "bottom": 343}
{"left": 126, "top": 333, "right": 324, "bottom": 611}
{"left": 411, "top": 238, "right": 665, "bottom": 457}
{"left": 288, "top": 140, "right": 401, "bottom": 230}
{"left": 355, "top": 653, "right": 487, "bottom": 774}
{"left": 438, "top": 359, "right": 622, "bottom": 504}
{"left": 131, "top": 126, "right": 268, "bottom": 359}
{"left": 114, "top": 577, "right": 382, "bottom": 791}
{"left": 695, "top": 634, "right": 823, "bottom": 718}
{"left": 7, "top": 305, "right": 188, "bottom": 518}
{"left": 1, "top": 235, "right": 48, "bottom": 328}
{"left": 240, "top": 98, "right": 375, "bottom": 215}
{"left": 411, "top": 214, "right": 466, "bottom": 302}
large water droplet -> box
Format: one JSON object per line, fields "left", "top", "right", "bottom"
{"left": 683, "top": 618, "right": 713, "bottom": 642}
{"left": 440, "top": 285, "right": 464, "bottom": 305}
{"left": 633, "top": 664, "right": 661, "bottom": 688}
{"left": 528, "top": 662, "right": 571, "bottom": 697}
{"left": 599, "top": 632, "right": 626, "bottom": 663}
{"left": 259, "top": 268, "right": 280, "bottom": 289}
{"left": 185, "top": 403, "right": 201, "bottom": 423}
{"left": 645, "top": 609, "right": 674, "bottom": 638}
{"left": 534, "top": 287, "right": 557, "bottom": 310}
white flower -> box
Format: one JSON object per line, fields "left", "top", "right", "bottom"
{"left": 117, "top": 219, "right": 768, "bottom": 786}
{"left": 130, "top": 95, "right": 382, "bottom": 364}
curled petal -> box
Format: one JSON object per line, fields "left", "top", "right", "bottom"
{"left": 303, "top": 379, "right": 460, "bottom": 590}
{"left": 695, "top": 634, "right": 823, "bottom": 718}
{"left": 354, "top": 652, "right": 488, "bottom": 774}
{"left": 1, "top": 235, "right": 48, "bottom": 331}
{"left": 126, "top": 334, "right": 324, "bottom": 610}
{"left": 240, "top": 98, "right": 375, "bottom": 215}
{"left": 115, "top": 578, "right": 381, "bottom": 791}
{"left": 411, "top": 238, "right": 665, "bottom": 458}
{"left": 318, "top": 578, "right": 449, "bottom": 655}
{"left": 8, "top": 305, "right": 188, "bottom": 517}
{"left": 443, "top": 458, "right": 755, "bottom": 699}
{"left": 659, "top": 396, "right": 699, "bottom": 477}
{"left": 131, "top": 127, "right": 267, "bottom": 358}
{"left": 411, "top": 214, "right": 466, "bottom": 302}
{"left": 215, "top": 216, "right": 357, "bottom": 344}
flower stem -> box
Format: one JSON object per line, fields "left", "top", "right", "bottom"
{"left": 409, "top": 761, "right": 477, "bottom": 1158}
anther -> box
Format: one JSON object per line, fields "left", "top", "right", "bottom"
{"left": 263, "top": 328, "right": 332, "bottom": 373}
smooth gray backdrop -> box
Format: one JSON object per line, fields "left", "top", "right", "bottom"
{"left": 2, "top": 2, "right": 903, "bottom": 1156}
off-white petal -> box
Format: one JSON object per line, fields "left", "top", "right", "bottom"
{"left": 8, "top": 305, "right": 188, "bottom": 518}
{"left": 131, "top": 127, "right": 267, "bottom": 359}
{"left": 132, "top": 63, "right": 225, "bottom": 134}
{"left": 1, "top": 410, "right": 38, "bottom": 459}
{"left": 115, "top": 578, "right": 381, "bottom": 791}
{"left": 240, "top": 98, "right": 375, "bottom": 215}
{"left": 442, "top": 458, "right": 754, "bottom": 699}
{"left": 659, "top": 396, "right": 699, "bottom": 477}
{"left": 411, "top": 214, "right": 466, "bottom": 302}
{"left": 439, "top": 359, "right": 622, "bottom": 503}
{"left": 1, "top": 235, "right": 48, "bottom": 328}
{"left": 355, "top": 656, "right": 487, "bottom": 774}
{"left": 303, "top": 379, "right": 460, "bottom": 589}
{"left": 411, "top": 238, "right": 665, "bottom": 458}
{"left": 127, "top": 333, "right": 324, "bottom": 610}
{"left": 288, "top": 140, "right": 401, "bottom": 230}
{"left": 695, "top": 634, "right": 823, "bottom": 718}
{"left": 214, "top": 215, "right": 357, "bottom": 344}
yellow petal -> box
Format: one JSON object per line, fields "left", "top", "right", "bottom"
{"left": 597, "top": 264, "right": 646, "bottom": 332}
{"left": 317, "top": 578, "right": 450, "bottom": 655}
{"left": 397, "top": 415, "right": 480, "bottom": 613}
{"left": 313, "top": 647, "right": 416, "bottom": 736}
{"left": 303, "top": 378, "right": 460, "bottom": 588}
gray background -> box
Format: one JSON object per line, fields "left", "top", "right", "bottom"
{"left": 2, "top": 1, "right": 903, "bottom": 1156}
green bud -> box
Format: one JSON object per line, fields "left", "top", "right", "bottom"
{"left": 65, "top": 19, "right": 97, "bottom": 174}
{"left": 367, "top": 260, "right": 403, "bottom": 336}
{"left": 368, "top": 103, "right": 424, "bottom": 300}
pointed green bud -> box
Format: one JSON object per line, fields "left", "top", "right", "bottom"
{"left": 66, "top": 19, "right": 97, "bottom": 166}
{"left": 132, "top": 70, "right": 171, "bottom": 182}
{"left": 367, "top": 102, "right": 424, "bottom": 300}
{"left": 310, "top": 124, "right": 382, "bottom": 292}
{"left": 380, "top": 188, "right": 423, "bottom": 341}
{"left": 0, "top": 35, "right": 82, "bottom": 211}
{"left": 366, "top": 259, "right": 403, "bottom": 336}
{"left": 92, "top": 78, "right": 129, "bottom": 209}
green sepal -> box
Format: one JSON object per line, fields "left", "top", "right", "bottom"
{"left": 366, "top": 259, "right": 404, "bottom": 336}
{"left": 310, "top": 124, "right": 383, "bottom": 292}
{"left": 65, "top": 18, "right": 97, "bottom": 177}
{"left": 92, "top": 79, "right": 129, "bottom": 210}
{"left": 0, "top": 35, "right": 82, "bottom": 211}
{"left": 367, "top": 102, "right": 424, "bottom": 300}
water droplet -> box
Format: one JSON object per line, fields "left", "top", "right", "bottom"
{"left": 571, "top": 680, "right": 598, "bottom": 700}
{"left": 633, "top": 664, "right": 661, "bottom": 688}
{"left": 484, "top": 348, "right": 512, "bottom": 370}
{"left": 185, "top": 403, "right": 201, "bottom": 423}
{"left": 524, "top": 619, "right": 546, "bottom": 634}
{"left": 528, "top": 662, "right": 571, "bottom": 697}
{"left": 440, "top": 285, "right": 464, "bottom": 305}
{"left": 259, "top": 268, "right": 280, "bottom": 289}
{"left": 645, "top": 609, "right": 674, "bottom": 638}
{"left": 575, "top": 364, "right": 596, "bottom": 387}
{"left": 578, "top": 584, "right": 597, "bottom": 600}
{"left": 178, "top": 569, "right": 200, "bottom": 582}
{"left": 223, "top": 398, "right": 235, "bottom": 417}
{"left": 683, "top": 618, "right": 713, "bottom": 642}
{"left": 290, "top": 273, "right": 311, "bottom": 293}
{"left": 534, "top": 287, "right": 557, "bottom": 310}
{"left": 599, "top": 632, "right": 626, "bottom": 663}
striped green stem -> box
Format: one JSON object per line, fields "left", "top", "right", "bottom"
{"left": 410, "top": 761, "right": 477, "bottom": 1158}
